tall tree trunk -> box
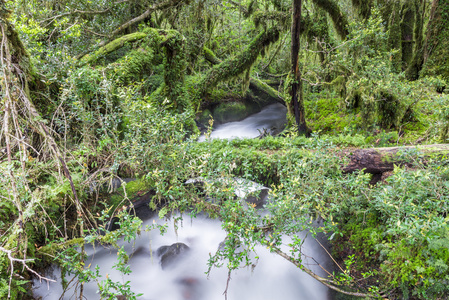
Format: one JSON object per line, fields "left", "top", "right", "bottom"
{"left": 405, "top": 0, "right": 426, "bottom": 80}
{"left": 421, "top": 0, "right": 449, "bottom": 81}
{"left": 290, "top": 0, "right": 309, "bottom": 135}
{"left": 400, "top": 1, "right": 416, "bottom": 70}
{"left": 387, "top": 0, "right": 402, "bottom": 73}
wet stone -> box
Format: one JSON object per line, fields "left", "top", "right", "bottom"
{"left": 156, "top": 242, "right": 190, "bottom": 270}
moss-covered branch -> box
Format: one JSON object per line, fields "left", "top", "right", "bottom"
{"left": 197, "top": 27, "right": 280, "bottom": 96}
{"left": 203, "top": 46, "right": 222, "bottom": 65}
{"left": 80, "top": 32, "right": 148, "bottom": 65}
{"left": 253, "top": 10, "right": 290, "bottom": 30}
{"left": 202, "top": 46, "right": 285, "bottom": 105}
{"left": 312, "top": 0, "right": 349, "bottom": 39}
{"left": 249, "top": 77, "right": 285, "bottom": 105}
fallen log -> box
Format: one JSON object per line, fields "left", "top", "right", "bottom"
{"left": 342, "top": 144, "right": 449, "bottom": 175}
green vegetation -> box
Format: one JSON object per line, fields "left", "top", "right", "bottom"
{"left": 1, "top": 0, "right": 449, "bottom": 299}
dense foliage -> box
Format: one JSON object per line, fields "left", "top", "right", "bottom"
{"left": 0, "top": 0, "right": 449, "bottom": 299}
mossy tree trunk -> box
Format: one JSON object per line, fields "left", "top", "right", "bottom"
{"left": 401, "top": 1, "right": 416, "bottom": 70}
{"left": 405, "top": 0, "right": 426, "bottom": 80}
{"left": 342, "top": 144, "right": 449, "bottom": 182}
{"left": 387, "top": 1, "right": 403, "bottom": 73}
{"left": 0, "top": 6, "right": 84, "bottom": 295}
{"left": 312, "top": 0, "right": 349, "bottom": 39}
{"left": 80, "top": 29, "right": 189, "bottom": 111}
{"left": 203, "top": 46, "right": 286, "bottom": 106}
{"left": 161, "top": 31, "right": 188, "bottom": 111}
{"left": 290, "top": 0, "right": 309, "bottom": 135}
{"left": 197, "top": 27, "right": 280, "bottom": 97}
{"left": 421, "top": 0, "right": 449, "bottom": 80}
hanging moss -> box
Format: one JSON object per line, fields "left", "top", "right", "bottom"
{"left": 351, "top": 0, "right": 373, "bottom": 19}
{"left": 304, "top": 8, "right": 333, "bottom": 68}
{"left": 160, "top": 30, "right": 188, "bottom": 111}
{"left": 111, "top": 31, "right": 162, "bottom": 84}
{"left": 253, "top": 10, "right": 290, "bottom": 30}
{"left": 185, "top": 1, "right": 206, "bottom": 72}
{"left": 272, "top": 0, "right": 290, "bottom": 12}
{"left": 312, "top": 0, "right": 349, "bottom": 39}
{"left": 78, "top": 28, "right": 190, "bottom": 112}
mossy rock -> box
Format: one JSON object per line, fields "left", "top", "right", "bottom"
{"left": 197, "top": 109, "right": 213, "bottom": 126}
{"left": 212, "top": 102, "right": 253, "bottom": 125}
{"left": 110, "top": 178, "right": 152, "bottom": 207}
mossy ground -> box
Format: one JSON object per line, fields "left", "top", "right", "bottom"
{"left": 305, "top": 94, "right": 361, "bottom": 134}
{"left": 303, "top": 90, "right": 446, "bottom": 145}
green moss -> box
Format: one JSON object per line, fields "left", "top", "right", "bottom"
{"left": 197, "top": 27, "right": 280, "bottom": 97}
{"left": 110, "top": 178, "right": 152, "bottom": 207}
{"left": 253, "top": 10, "right": 290, "bottom": 30}
{"left": 387, "top": 1, "right": 402, "bottom": 73}
{"left": 213, "top": 102, "right": 249, "bottom": 124}
{"left": 352, "top": 0, "right": 373, "bottom": 19}
{"left": 313, "top": 0, "right": 349, "bottom": 39}
{"left": 421, "top": 0, "right": 449, "bottom": 81}
{"left": 160, "top": 30, "right": 189, "bottom": 112}
{"left": 38, "top": 238, "right": 84, "bottom": 256}
{"left": 197, "top": 109, "right": 212, "bottom": 125}
{"left": 400, "top": 2, "right": 416, "bottom": 69}
{"left": 250, "top": 77, "right": 284, "bottom": 105}
{"left": 305, "top": 95, "right": 360, "bottom": 133}
{"left": 203, "top": 46, "right": 221, "bottom": 65}
{"left": 80, "top": 32, "right": 148, "bottom": 65}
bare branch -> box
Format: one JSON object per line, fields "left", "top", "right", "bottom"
{"left": 223, "top": 268, "right": 232, "bottom": 300}
{"left": 40, "top": 0, "right": 131, "bottom": 27}
{"left": 106, "top": 0, "right": 189, "bottom": 42}
{"left": 0, "top": 246, "right": 56, "bottom": 299}
{"left": 269, "top": 244, "right": 385, "bottom": 298}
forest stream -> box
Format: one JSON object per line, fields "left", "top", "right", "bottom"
{"left": 33, "top": 104, "right": 334, "bottom": 300}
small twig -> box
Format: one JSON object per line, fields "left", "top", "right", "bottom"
{"left": 223, "top": 268, "right": 232, "bottom": 300}
{"left": 0, "top": 246, "right": 56, "bottom": 298}
{"left": 40, "top": 0, "right": 131, "bottom": 26}
{"left": 6, "top": 133, "right": 40, "bottom": 156}
{"left": 85, "top": 28, "right": 108, "bottom": 37}
{"left": 314, "top": 237, "right": 345, "bottom": 274}
{"left": 269, "top": 244, "right": 386, "bottom": 298}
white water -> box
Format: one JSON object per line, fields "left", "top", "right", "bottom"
{"left": 33, "top": 104, "right": 333, "bottom": 299}
{"left": 33, "top": 215, "right": 332, "bottom": 300}
{"left": 199, "top": 103, "right": 287, "bottom": 141}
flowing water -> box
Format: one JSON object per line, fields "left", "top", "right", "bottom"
{"left": 198, "top": 103, "right": 287, "bottom": 141}
{"left": 33, "top": 103, "right": 334, "bottom": 299}
{"left": 33, "top": 215, "right": 333, "bottom": 300}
